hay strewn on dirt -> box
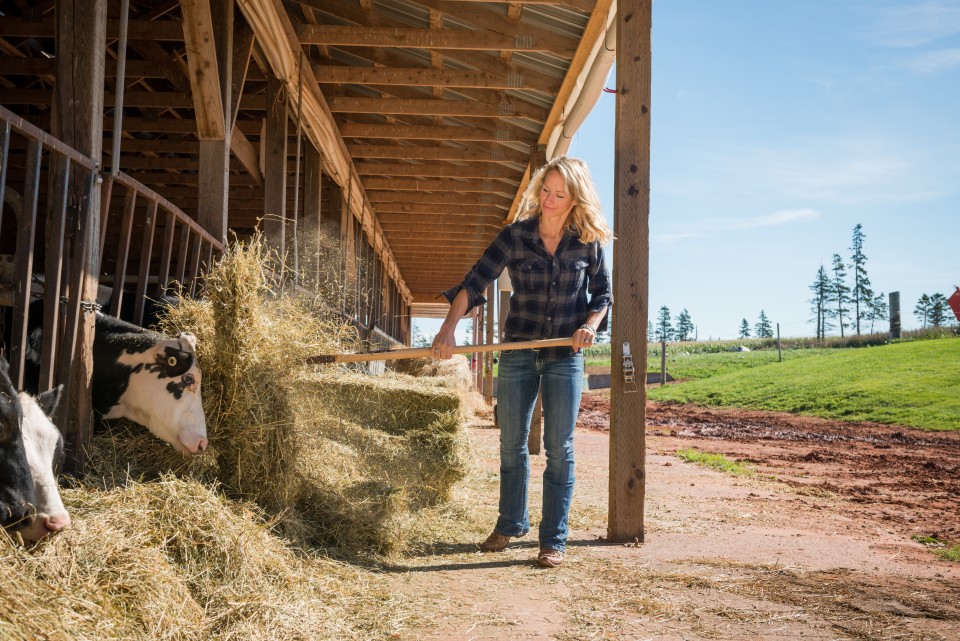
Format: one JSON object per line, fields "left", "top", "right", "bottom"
{"left": 1, "top": 235, "right": 481, "bottom": 640}
{"left": 0, "top": 477, "right": 408, "bottom": 641}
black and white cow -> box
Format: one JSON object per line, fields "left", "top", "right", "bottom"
{"left": 87, "top": 313, "right": 207, "bottom": 455}
{"left": 17, "top": 303, "right": 208, "bottom": 455}
{"left": 17, "top": 384, "right": 70, "bottom": 542}
{"left": 0, "top": 354, "right": 36, "bottom": 534}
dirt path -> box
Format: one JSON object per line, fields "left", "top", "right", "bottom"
{"left": 383, "top": 391, "right": 960, "bottom": 640}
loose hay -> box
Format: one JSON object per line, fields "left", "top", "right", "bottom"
{"left": 0, "top": 476, "right": 408, "bottom": 641}
{"left": 0, "top": 234, "right": 480, "bottom": 639}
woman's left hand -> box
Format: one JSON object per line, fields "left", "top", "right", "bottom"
{"left": 572, "top": 324, "right": 597, "bottom": 352}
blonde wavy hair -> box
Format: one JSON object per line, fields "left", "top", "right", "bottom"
{"left": 515, "top": 156, "right": 613, "bottom": 245}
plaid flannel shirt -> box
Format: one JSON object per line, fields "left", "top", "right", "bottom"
{"left": 442, "top": 217, "right": 612, "bottom": 358}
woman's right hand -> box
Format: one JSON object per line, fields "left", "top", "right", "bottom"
{"left": 431, "top": 325, "right": 457, "bottom": 360}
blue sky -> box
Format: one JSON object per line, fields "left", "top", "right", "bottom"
{"left": 414, "top": 0, "right": 960, "bottom": 343}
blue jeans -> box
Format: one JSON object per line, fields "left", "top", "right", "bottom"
{"left": 494, "top": 348, "right": 584, "bottom": 552}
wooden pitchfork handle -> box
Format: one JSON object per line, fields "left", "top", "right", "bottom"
{"left": 306, "top": 337, "right": 575, "bottom": 364}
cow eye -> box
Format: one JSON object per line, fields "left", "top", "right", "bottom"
{"left": 182, "top": 373, "right": 195, "bottom": 386}
{"left": 168, "top": 356, "right": 178, "bottom": 367}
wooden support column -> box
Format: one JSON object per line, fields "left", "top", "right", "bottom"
{"left": 473, "top": 309, "right": 482, "bottom": 391}
{"left": 263, "top": 73, "right": 287, "bottom": 254}
{"left": 54, "top": 0, "right": 107, "bottom": 473}
{"left": 608, "top": 0, "right": 652, "bottom": 543}
{"left": 484, "top": 283, "right": 495, "bottom": 404}
{"left": 341, "top": 189, "right": 356, "bottom": 317}
{"left": 303, "top": 143, "right": 323, "bottom": 288}
{"left": 196, "top": 0, "right": 233, "bottom": 244}
{"left": 527, "top": 147, "right": 548, "bottom": 454}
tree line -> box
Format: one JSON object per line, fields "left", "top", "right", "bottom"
{"left": 809, "top": 224, "right": 957, "bottom": 338}
{"left": 648, "top": 307, "right": 774, "bottom": 342}
{"left": 809, "top": 224, "right": 888, "bottom": 339}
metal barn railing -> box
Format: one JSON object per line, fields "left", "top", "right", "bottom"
{"left": 0, "top": 104, "right": 224, "bottom": 471}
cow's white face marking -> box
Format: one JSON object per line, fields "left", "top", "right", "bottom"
{"left": 18, "top": 388, "right": 69, "bottom": 542}
{"left": 105, "top": 332, "right": 208, "bottom": 455}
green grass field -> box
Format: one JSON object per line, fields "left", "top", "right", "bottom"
{"left": 645, "top": 338, "right": 960, "bottom": 431}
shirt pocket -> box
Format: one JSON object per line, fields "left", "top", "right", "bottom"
{"left": 562, "top": 258, "right": 590, "bottom": 293}
{"left": 511, "top": 257, "right": 550, "bottom": 291}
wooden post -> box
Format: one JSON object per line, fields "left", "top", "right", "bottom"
{"left": 484, "top": 283, "right": 495, "bottom": 404}
{"left": 660, "top": 339, "right": 666, "bottom": 387}
{"left": 54, "top": 0, "right": 107, "bottom": 473}
{"left": 527, "top": 146, "right": 548, "bottom": 454}
{"left": 609, "top": 0, "right": 652, "bottom": 543}
{"left": 776, "top": 322, "right": 782, "bottom": 362}
{"left": 263, "top": 73, "right": 287, "bottom": 254}
{"left": 197, "top": 0, "right": 233, "bottom": 245}
{"left": 303, "top": 143, "right": 322, "bottom": 287}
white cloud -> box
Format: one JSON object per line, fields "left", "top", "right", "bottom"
{"left": 720, "top": 209, "right": 820, "bottom": 230}
{"left": 652, "top": 209, "right": 818, "bottom": 245}
{"left": 729, "top": 137, "right": 957, "bottom": 206}
{"left": 651, "top": 231, "right": 704, "bottom": 243}
{"left": 899, "top": 47, "right": 960, "bottom": 74}
{"left": 865, "top": 0, "right": 960, "bottom": 48}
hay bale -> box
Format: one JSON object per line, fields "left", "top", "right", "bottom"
{"left": 144, "top": 234, "right": 470, "bottom": 558}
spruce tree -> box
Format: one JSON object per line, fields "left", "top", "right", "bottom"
{"left": 914, "top": 294, "right": 931, "bottom": 327}
{"left": 655, "top": 306, "right": 673, "bottom": 341}
{"left": 829, "top": 254, "right": 851, "bottom": 337}
{"left": 849, "top": 224, "right": 873, "bottom": 334}
{"left": 808, "top": 265, "right": 832, "bottom": 340}
{"left": 866, "top": 291, "right": 888, "bottom": 334}
{"left": 674, "top": 309, "right": 694, "bottom": 341}
{"left": 755, "top": 310, "right": 773, "bottom": 338}
{"left": 929, "top": 293, "right": 949, "bottom": 327}
{"left": 738, "top": 318, "right": 751, "bottom": 339}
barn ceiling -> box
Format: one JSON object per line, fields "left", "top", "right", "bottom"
{"left": 0, "top": 0, "right": 614, "bottom": 318}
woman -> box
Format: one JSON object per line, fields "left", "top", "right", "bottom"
{"left": 431, "top": 156, "right": 613, "bottom": 568}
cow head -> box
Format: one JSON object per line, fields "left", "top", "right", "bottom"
{"left": 0, "top": 355, "right": 37, "bottom": 534}
{"left": 104, "top": 332, "right": 208, "bottom": 455}
{"left": 18, "top": 385, "right": 70, "bottom": 542}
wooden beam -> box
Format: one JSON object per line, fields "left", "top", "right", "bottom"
{"left": 328, "top": 96, "right": 547, "bottom": 120}
{"left": 375, "top": 204, "right": 504, "bottom": 220}
{"left": 230, "top": 126, "right": 263, "bottom": 187}
{"left": 379, "top": 222, "right": 501, "bottom": 234}
{"left": 366, "top": 189, "right": 511, "bottom": 205}
{"left": 307, "top": 0, "right": 561, "bottom": 100}
{"left": 436, "top": 0, "right": 597, "bottom": 12}
{"left": 361, "top": 176, "right": 515, "bottom": 196}
{"left": 180, "top": 0, "right": 225, "bottom": 139}
{"left": 348, "top": 143, "right": 528, "bottom": 164}
{"left": 229, "top": 12, "right": 255, "bottom": 126}
{"left": 53, "top": 0, "right": 107, "bottom": 474}
{"left": 103, "top": 116, "right": 260, "bottom": 135}
{"left": 314, "top": 65, "right": 558, "bottom": 92}
{"left": 437, "top": 0, "right": 581, "bottom": 55}
{"left": 356, "top": 162, "right": 522, "bottom": 181}
{"left": 608, "top": 0, "right": 651, "bottom": 544}
{"left": 197, "top": 0, "right": 233, "bottom": 244}
{"left": 263, "top": 73, "right": 287, "bottom": 252}
{"left": 340, "top": 123, "right": 535, "bottom": 144}
{"left": 297, "top": 24, "right": 574, "bottom": 56}
{"left": 0, "top": 17, "right": 183, "bottom": 40}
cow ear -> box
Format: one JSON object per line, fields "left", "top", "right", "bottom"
{"left": 178, "top": 332, "right": 197, "bottom": 354}
{"left": 37, "top": 385, "right": 64, "bottom": 418}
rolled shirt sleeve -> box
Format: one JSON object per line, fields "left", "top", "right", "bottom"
{"left": 441, "top": 226, "right": 512, "bottom": 312}
{"left": 587, "top": 243, "right": 613, "bottom": 332}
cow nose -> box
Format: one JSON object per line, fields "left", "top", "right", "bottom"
{"left": 42, "top": 513, "right": 71, "bottom": 534}
{"left": 178, "top": 433, "right": 208, "bottom": 454}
